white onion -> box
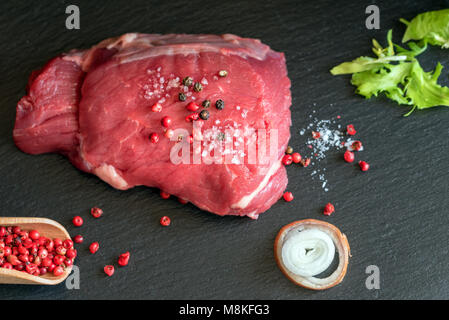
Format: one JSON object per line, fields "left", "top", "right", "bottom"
{"left": 281, "top": 229, "right": 335, "bottom": 277}
{"left": 274, "top": 219, "right": 351, "bottom": 290}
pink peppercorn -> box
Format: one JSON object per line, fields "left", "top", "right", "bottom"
{"left": 66, "top": 249, "right": 77, "bottom": 259}
{"left": 29, "top": 230, "right": 40, "bottom": 240}
{"left": 160, "top": 216, "right": 171, "bottom": 227}
{"left": 323, "top": 203, "right": 335, "bottom": 216}
{"left": 165, "top": 129, "right": 174, "bottom": 139}
{"left": 89, "top": 242, "right": 99, "bottom": 254}
{"left": 160, "top": 191, "right": 170, "bottom": 199}
{"left": 292, "top": 152, "right": 302, "bottom": 164}
{"left": 344, "top": 150, "right": 355, "bottom": 163}
{"left": 53, "top": 266, "right": 64, "bottom": 276}
{"left": 104, "top": 265, "right": 115, "bottom": 276}
{"left": 301, "top": 158, "right": 311, "bottom": 167}
{"left": 161, "top": 116, "right": 172, "bottom": 128}
{"left": 72, "top": 216, "right": 83, "bottom": 227}
{"left": 118, "top": 252, "right": 130, "bottom": 267}
{"left": 151, "top": 103, "right": 162, "bottom": 112}
{"left": 91, "top": 207, "right": 103, "bottom": 218}
{"left": 283, "top": 192, "right": 294, "bottom": 202}
{"left": 359, "top": 161, "right": 370, "bottom": 172}
{"left": 73, "top": 235, "right": 83, "bottom": 244}
{"left": 282, "top": 154, "right": 293, "bottom": 166}
{"left": 150, "top": 132, "right": 159, "bottom": 144}
{"left": 186, "top": 102, "right": 200, "bottom": 112}
{"left": 346, "top": 124, "right": 356, "bottom": 136}
{"left": 351, "top": 140, "right": 362, "bottom": 151}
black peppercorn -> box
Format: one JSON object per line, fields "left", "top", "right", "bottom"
{"left": 182, "top": 76, "right": 193, "bottom": 86}
{"left": 215, "top": 99, "right": 224, "bottom": 110}
{"left": 199, "top": 109, "right": 210, "bottom": 120}
{"left": 193, "top": 82, "right": 203, "bottom": 92}
{"left": 178, "top": 92, "right": 186, "bottom": 101}
{"left": 202, "top": 100, "right": 211, "bottom": 108}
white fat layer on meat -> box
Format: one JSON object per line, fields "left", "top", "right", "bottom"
{"left": 246, "top": 211, "right": 259, "bottom": 220}
{"left": 101, "top": 33, "right": 269, "bottom": 65}
{"left": 231, "top": 159, "right": 282, "bottom": 209}
{"left": 94, "top": 164, "right": 129, "bottom": 190}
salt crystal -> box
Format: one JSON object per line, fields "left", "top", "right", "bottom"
{"left": 298, "top": 112, "right": 349, "bottom": 192}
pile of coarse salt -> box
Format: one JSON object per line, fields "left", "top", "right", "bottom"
{"left": 298, "top": 111, "right": 360, "bottom": 192}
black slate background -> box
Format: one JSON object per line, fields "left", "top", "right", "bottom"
{"left": 1, "top": 0, "right": 449, "bottom": 300}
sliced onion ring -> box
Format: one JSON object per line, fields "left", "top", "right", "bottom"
{"left": 274, "top": 219, "right": 351, "bottom": 290}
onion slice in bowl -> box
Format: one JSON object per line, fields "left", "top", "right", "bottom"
{"left": 274, "top": 219, "right": 350, "bottom": 290}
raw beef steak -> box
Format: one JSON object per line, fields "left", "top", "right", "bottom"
{"left": 14, "top": 33, "right": 291, "bottom": 219}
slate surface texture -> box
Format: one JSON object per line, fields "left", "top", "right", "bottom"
{"left": 0, "top": 0, "right": 448, "bottom": 299}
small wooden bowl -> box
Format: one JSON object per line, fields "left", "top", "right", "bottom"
{"left": 0, "top": 217, "right": 72, "bottom": 285}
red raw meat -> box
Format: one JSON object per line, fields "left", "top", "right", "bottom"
{"left": 13, "top": 34, "right": 291, "bottom": 219}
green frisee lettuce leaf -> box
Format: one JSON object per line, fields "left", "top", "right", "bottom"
{"left": 401, "top": 9, "right": 449, "bottom": 48}
{"left": 330, "top": 28, "right": 449, "bottom": 115}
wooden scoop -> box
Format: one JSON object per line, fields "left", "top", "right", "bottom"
{"left": 0, "top": 217, "right": 72, "bottom": 285}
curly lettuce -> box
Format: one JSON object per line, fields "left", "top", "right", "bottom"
{"left": 331, "top": 29, "right": 449, "bottom": 116}
{"left": 401, "top": 9, "right": 449, "bottom": 48}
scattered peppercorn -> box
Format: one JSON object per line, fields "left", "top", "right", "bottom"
{"left": 150, "top": 132, "right": 159, "bottom": 144}
{"left": 202, "top": 100, "right": 211, "bottom": 108}
{"left": 186, "top": 102, "right": 200, "bottom": 112}
{"left": 282, "top": 154, "right": 293, "bottom": 166}
{"left": 178, "top": 92, "right": 187, "bottom": 101}
{"left": 193, "top": 82, "right": 203, "bottom": 92}
{"left": 292, "top": 152, "right": 302, "bottom": 164}
{"left": 218, "top": 70, "right": 228, "bottom": 77}
{"left": 72, "top": 216, "right": 83, "bottom": 227}
{"left": 344, "top": 150, "right": 355, "bottom": 163}
{"left": 215, "top": 99, "right": 225, "bottom": 110}
{"left": 351, "top": 140, "right": 363, "bottom": 151}
{"left": 323, "top": 203, "right": 335, "bottom": 216}
{"left": 312, "top": 131, "right": 321, "bottom": 139}
{"left": 182, "top": 76, "right": 193, "bottom": 86}
{"left": 160, "top": 216, "right": 171, "bottom": 226}
{"left": 187, "top": 113, "right": 200, "bottom": 122}
{"left": 286, "top": 146, "right": 293, "bottom": 154}
{"left": 91, "top": 207, "right": 103, "bottom": 218}
{"left": 160, "top": 191, "right": 170, "bottom": 199}
{"left": 359, "top": 161, "right": 370, "bottom": 171}
{"left": 165, "top": 129, "right": 174, "bottom": 139}
{"left": 89, "top": 242, "right": 99, "bottom": 254}
{"left": 118, "top": 252, "right": 130, "bottom": 267}
{"left": 199, "top": 109, "right": 210, "bottom": 120}
{"left": 73, "top": 235, "right": 83, "bottom": 244}
{"left": 161, "top": 116, "right": 172, "bottom": 128}
{"left": 300, "top": 158, "right": 311, "bottom": 167}
{"left": 283, "top": 192, "right": 294, "bottom": 202}
{"left": 346, "top": 124, "right": 356, "bottom": 136}
{"left": 151, "top": 103, "right": 162, "bottom": 112}
{"left": 104, "top": 265, "right": 115, "bottom": 277}
{"left": 178, "top": 197, "right": 189, "bottom": 204}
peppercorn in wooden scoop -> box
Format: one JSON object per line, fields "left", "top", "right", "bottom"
{"left": 0, "top": 217, "right": 72, "bottom": 285}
